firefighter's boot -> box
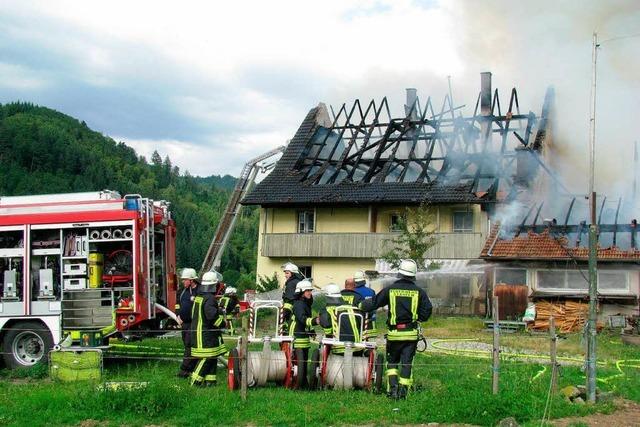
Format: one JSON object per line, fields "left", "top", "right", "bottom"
{"left": 387, "top": 375, "right": 399, "bottom": 400}
{"left": 398, "top": 384, "right": 408, "bottom": 400}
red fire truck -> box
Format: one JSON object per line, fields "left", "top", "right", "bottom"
{"left": 0, "top": 191, "right": 177, "bottom": 368}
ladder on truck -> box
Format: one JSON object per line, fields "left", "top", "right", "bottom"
{"left": 200, "top": 146, "right": 285, "bottom": 276}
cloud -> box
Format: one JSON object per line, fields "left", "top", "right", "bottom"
{"left": 0, "top": 0, "right": 637, "bottom": 183}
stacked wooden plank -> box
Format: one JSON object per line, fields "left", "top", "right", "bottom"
{"left": 529, "top": 300, "right": 589, "bottom": 333}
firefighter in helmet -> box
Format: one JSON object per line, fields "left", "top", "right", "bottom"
{"left": 363, "top": 260, "right": 432, "bottom": 399}
{"left": 189, "top": 270, "right": 226, "bottom": 387}
{"left": 281, "top": 262, "right": 302, "bottom": 328}
{"left": 319, "top": 283, "right": 363, "bottom": 355}
{"left": 219, "top": 286, "right": 239, "bottom": 335}
{"left": 289, "top": 279, "right": 319, "bottom": 388}
{"left": 176, "top": 267, "right": 199, "bottom": 378}
{"left": 353, "top": 270, "right": 378, "bottom": 340}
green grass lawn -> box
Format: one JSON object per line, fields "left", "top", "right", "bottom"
{"left": 0, "top": 318, "right": 639, "bottom": 426}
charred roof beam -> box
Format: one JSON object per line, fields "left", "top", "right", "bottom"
{"left": 325, "top": 99, "right": 382, "bottom": 184}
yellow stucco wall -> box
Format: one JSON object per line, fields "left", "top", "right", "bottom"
{"left": 316, "top": 207, "right": 369, "bottom": 232}
{"left": 260, "top": 205, "right": 488, "bottom": 235}
{"left": 375, "top": 204, "right": 487, "bottom": 234}
{"left": 255, "top": 205, "right": 489, "bottom": 287}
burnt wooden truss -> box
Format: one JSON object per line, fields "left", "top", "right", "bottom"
{"left": 295, "top": 86, "right": 555, "bottom": 201}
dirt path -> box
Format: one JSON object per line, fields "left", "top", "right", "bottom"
{"left": 551, "top": 399, "right": 640, "bottom": 427}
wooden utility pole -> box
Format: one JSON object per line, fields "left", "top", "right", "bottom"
{"left": 492, "top": 296, "right": 500, "bottom": 395}
{"left": 550, "top": 317, "right": 559, "bottom": 393}
{"left": 586, "top": 30, "right": 599, "bottom": 404}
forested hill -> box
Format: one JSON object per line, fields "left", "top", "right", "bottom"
{"left": 194, "top": 174, "right": 237, "bottom": 191}
{"left": 0, "top": 102, "right": 259, "bottom": 290}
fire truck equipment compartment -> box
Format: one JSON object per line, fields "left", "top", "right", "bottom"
{"left": 88, "top": 253, "right": 103, "bottom": 288}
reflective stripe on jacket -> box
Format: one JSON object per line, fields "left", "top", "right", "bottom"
{"left": 190, "top": 294, "right": 226, "bottom": 357}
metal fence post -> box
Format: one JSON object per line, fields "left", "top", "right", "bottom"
{"left": 492, "top": 296, "right": 500, "bottom": 395}
{"left": 241, "top": 315, "right": 248, "bottom": 401}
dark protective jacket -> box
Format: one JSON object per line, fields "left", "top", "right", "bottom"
{"left": 289, "top": 295, "right": 315, "bottom": 348}
{"left": 340, "top": 289, "right": 363, "bottom": 307}
{"left": 282, "top": 276, "right": 301, "bottom": 304}
{"left": 219, "top": 295, "right": 239, "bottom": 317}
{"left": 177, "top": 284, "right": 198, "bottom": 323}
{"left": 365, "top": 278, "right": 432, "bottom": 341}
{"left": 189, "top": 291, "right": 226, "bottom": 358}
{"left": 319, "top": 296, "right": 346, "bottom": 336}
{"left": 319, "top": 296, "right": 363, "bottom": 351}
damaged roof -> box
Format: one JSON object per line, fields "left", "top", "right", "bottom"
{"left": 482, "top": 196, "right": 640, "bottom": 261}
{"left": 243, "top": 74, "right": 554, "bottom": 206}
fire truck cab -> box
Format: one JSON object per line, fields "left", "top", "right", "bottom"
{"left": 0, "top": 191, "right": 177, "bottom": 368}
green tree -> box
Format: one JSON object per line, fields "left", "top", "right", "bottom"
{"left": 382, "top": 203, "right": 439, "bottom": 270}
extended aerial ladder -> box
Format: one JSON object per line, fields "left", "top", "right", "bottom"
{"left": 199, "top": 146, "right": 285, "bottom": 276}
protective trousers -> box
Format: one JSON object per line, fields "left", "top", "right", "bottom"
{"left": 224, "top": 316, "right": 235, "bottom": 335}
{"left": 386, "top": 340, "right": 418, "bottom": 394}
{"left": 179, "top": 322, "right": 196, "bottom": 374}
{"left": 191, "top": 357, "right": 218, "bottom": 386}
{"left": 295, "top": 348, "right": 309, "bottom": 389}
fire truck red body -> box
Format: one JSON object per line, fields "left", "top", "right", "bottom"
{"left": 0, "top": 191, "right": 177, "bottom": 368}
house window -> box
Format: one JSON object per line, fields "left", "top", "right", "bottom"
{"left": 453, "top": 211, "right": 473, "bottom": 233}
{"left": 536, "top": 270, "right": 589, "bottom": 291}
{"left": 297, "top": 210, "right": 315, "bottom": 233}
{"left": 598, "top": 271, "right": 629, "bottom": 293}
{"left": 389, "top": 213, "right": 404, "bottom": 232}
{"left": 299, "top": 265, "right": 312, "bottom": 281}
{"left": 495, "top": 268, "right": 527, "bottom": 286}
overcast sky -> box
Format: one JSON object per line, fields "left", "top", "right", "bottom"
{"left": 0, "top": 1, "right": 638, "bottom": 192}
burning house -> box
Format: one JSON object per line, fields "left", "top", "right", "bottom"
{"left": 481, "top": 197, "right": 640, "bottom": 322}
{"left": 242, "top": 72, "right": 559, "bottom": 315}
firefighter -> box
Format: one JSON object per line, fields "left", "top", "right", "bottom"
{"left": 319, "top": 283, "right": 363, "bottom": 354}
{"left": 353, "top": 270, "right": 378, "bottom": 340}
{"left": 363, "top": 260, "right": 432, "bottom": 400}
{"left": 288, "top": 279, "right": 320, "bottom": 388}
{"left": 340, "top": 278, "right": 363, "bottom": 307}
{"left": 212, "top": 271, "right": 225, "bottom": 299}
{"left": 219, "top": 286, "right": 239, "bottom": 335}
{"left": 176, "top": 267, "right": 199, "bottom": 378}
{"left": 281, "top": 262, "right": 302, "bottom": 328}
{"left": 189, "top": 271, "right": 227, "bottom": 387}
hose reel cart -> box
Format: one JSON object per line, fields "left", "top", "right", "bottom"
{"left": 311, "top": 310, "right": 385, "bottom": 392}
{"left": 228, "top": 300, "right": 298, "bottom": 390}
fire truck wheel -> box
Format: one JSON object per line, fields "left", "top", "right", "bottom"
{"left": 374, "top": 353, "right": 385, "bottom": 393}
{"left": 308, "top": 349, "right": 320, "bottom": 390}
{"left": 2, "top": 321, "right": 53, "bottom": 369}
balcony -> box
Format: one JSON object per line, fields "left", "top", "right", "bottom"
{"left": 261, "top": 232, "right": 486, "bottom": 259}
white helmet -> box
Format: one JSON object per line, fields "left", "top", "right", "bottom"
{"left": 201, "top": 271, "right": 219, "bottom": 285}
{"left": 225, "top": 286, "right": 237, "bottom": 295}
{"left": 282, "top": 262, "right": 300, "bottom": 274}
{"left": 180, "top": 268, "right": 197, "bottom": 280}
{"left": 215, "top": 271, "right": 224, "bottom": 282}
{"left": 398, "top": 259, "right": 418, "bottom": 277}
{"left": 295, "top": 279, "right": 313, "bottom": 293}
{"left": 323, "top": 283, "right": 341, "bottom": 298}
{"left": 354, "top": 270, "right": 366, "bottom": 282}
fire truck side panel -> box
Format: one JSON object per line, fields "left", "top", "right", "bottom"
{"left": 164, "top": 220, "right": 177, "bottom": 313}
{"left": 1, "top": 193, "right": 177, "bottom": 367}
